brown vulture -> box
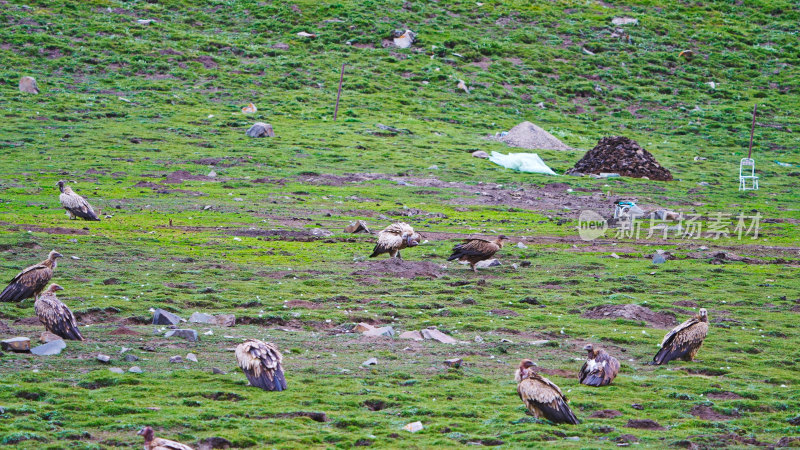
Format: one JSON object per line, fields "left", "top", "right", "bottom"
{"left": 0, "top": 250, "right": 62, "bottom": 302}
{"left": 34, "top": 284, "right": 84, "bottom": 341}
{"left": 447, "top": 235, "right": 508, "bottom": 271}
{"left": 515, "top": 359, "right": 579, "bottom": 424}
{"left": 652, "top": 308, "right": 709, "bottom": 365}
{"left": 57, "top": 180, "right": 100, "bottom": 221}
{"left": 369, "top": 222, "right": 421, "bottom": 259}
{"left": 137, "top": 426, "right": 193, "bottom": 450}
{"left": 579, "top": 344, "right": 620, "bottom": 387}
{"left": 235, "top": 339, "right": 287, "bottom": 391}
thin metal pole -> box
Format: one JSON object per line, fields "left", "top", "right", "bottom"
{"left": 748, "top": 104, "right": 757, "bottom": 159}
{"left": 334, "top": 63, "right": 345, "bottom": 121}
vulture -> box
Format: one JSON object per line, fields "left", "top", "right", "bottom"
{"left": 516, "top": 359, "right": 579, "bottom": 424}
{"left": 137, "top": 426, "right": 193, "bottom": 450}
{"left": 652, "top": 308, "right": 709, "bottom": 365}
{"left": 235, "top": 339, "right": 287, "bottom": 391}
{"left": 0, "top": 250, "right": 62, "bottom": 302}
{"left": 57, "top": 181, "right": 100, "bottom": 221}
{"left": 369, "top": 222, "right": 422, "bottom": 259}
{"left": 447, "top": 235, "right": 508, "bottom": 271}
{"left": 579, "top": 344, "right": 620, "bottom": 387}
{"left": 34, "top": 284, "right": 84, "bottom": 341}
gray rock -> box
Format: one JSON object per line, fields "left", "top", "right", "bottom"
{"left": 124, "top": 354, "right": 139, "bottom": 362}
{"left": 198, "top": 437, "right": 233, "bottom": 450}
{"left": 169, "top": 355, "right": 183, "bottom": 363}
{"left": 246, "top": 122, "right": 275, "bottom": 138}
{"left": 652, "top": 254, "right": 667, "bottom": 264}
{"left": 212, "top": 367, "right": 226, "bottom": 375}
{"left": 186, "top": 353, "right": 198, "bottom": 362}
{"left": 516, "top": 242, "right": 528, "bottom": 249}
{"left": 19, "top": 76, "right": 39, "bottom": 94}
{"left": 421, "top": 328, "right": 457, "bottom": 344}
{"left": 475, "top": 259, "right": 501, "bottom": 268}
{"left": 215, "top": 314, "right": 235, "bottom": 327}
{"left": 399, "top": 330, "right": 423, "bottom": 341}
{"left": 472, "top": 150, "right": 489, "bottom": 159}
{"left": 109, "top": 367, "right": 124, "bottom": 374}
{"left": 363, "top": 326, "right": 394, "bottom": 338}
{"left": 1, "top": 337, "right": 31, "bottom": 353}
{"left": 153, "top": 308, "right": 183, "bottom": 325}
{"left": 30, "top": 340, "right": 66, "bottom": 356}
{"left": 531, "top": 340, "right": 551, "bottom": 346}
{"left": 164, "top": 329, "right": 198, "bottom": 342}
{"left": 128, "top": 366, "right": 143, "bottom": 373}
{"left": 189, "top": 312, "right": 216, "bottom": 324}
{"left": 362, "top": 357, "right": 378, "bottom": 366}
{"left": 97, "top": 354, "right": 111, "bottom": 363}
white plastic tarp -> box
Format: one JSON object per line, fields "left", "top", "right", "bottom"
{"left": 488, "top": 151, "right": 557, "bottom": 175}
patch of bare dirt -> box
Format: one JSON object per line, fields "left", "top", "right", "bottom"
{"left": 286, "top": 300, "right": 322, "bottom": 309}
{"left": 189, "top": 156, "right": 250, "bottom": 167}
{"left": 14, "top": 316, "right": 42, "bottom": 325}
{"left": 538, "top": 368, "right": 575, "bottom": 378}
{"left": 74, "top": 307, "right": 120, "bottom": 324}
{"left": 109, "top": 326, "right": 141, "bottom": 336}
{"left": 582, "top": 304, "right": 677, "bottom": 329}
{"left": 674, "top": 300, "right": 699, "bottom": 308}
{"left": 163, "top": 170, "right": 216, "bottom": 184}
{"left": 687, "top": 434, "right": 769, "bottom": 447}
{"left": 625, "top": 419, "right": 665, "bottom": 430}
{"left": 705, "top": 392, "right": 743, "bottom": 400}
{"left": 689, "top": 405, "right": 740, "bottom": 421}
{"left": 195, "top": 55, "right": 218, "bottom": 68}
{"left": 590, "top": 409, "right": 623, "bottom": 419}
{"left": 13, "top": 225, "right": 88, "bottom": 235}
{"left": 352, "top": 259, "right": 444, "bottom": 279}
{"left": 0, "top": 319, "right": 11, "bottom": 333}
{"left": 490, "top": 309, "right": 520, "bottom": 317}
{"left": 250, "top": 411, "right": 328, "bottom": 422}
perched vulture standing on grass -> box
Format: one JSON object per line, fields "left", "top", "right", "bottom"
{"left": 652, "top": 308, "right": 709, "bottom": 365}
{"left": 369, "top": 222, "right": 422, "bottom": 259}
{"left": 137, "top": 426, "right": 193, "bottom": 450}
{"left": 516, "top": 359, "right": 579, "bottom": 424}
{"left": 235, "top": 339, "right": 287, "bottom": 391}
{"left": 57, "top": 181, "right": 100, "bottom": 221}
{"left": 0, "top": 250, "right": 62, "bottom": 302}
{"left": 34, "top": 284, "right": 84, "bottom": 341}
{"left": 447, "top": 235, "right": 508, "bottom": 271}
{"left": 579, "top": 344, "right": 620, "bottom": 387}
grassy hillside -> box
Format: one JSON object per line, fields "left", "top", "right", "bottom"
{"left": 0, "top": 0, "right": 799, "bottom": 448}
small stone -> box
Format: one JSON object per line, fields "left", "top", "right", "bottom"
{"left": 212, "top": 367, "right": 226, "bottom": 375}
{"left": 652, "top": 254, "right": 667, "bottom": 264}
{"left": 475, "top": 259, "right": 501, "bottom": 268}
{"left": 109, "top": 367, "right": 124, "bottom": 374}
{"left": 39, "top": 331, "right": 62, "bottom": 343}
{"left": 164, "top": 329, "right": 198, "bottom": 342}
{"left": 246, "top": 122, "right": 275, "bottom": 138}
{"left": 215, "top": 314, "right": 235, "bottom": 327}
{"left": 444, "top": 358, "right": 463, "bottom": 368}
{"left": 516, "top": 242, "right": 528, "bottom": 249}
{"left": 124, "top": 354, "right": 139, "bottom": 362}
{"left": 500, "top": 338, "right": 513, "bottom": 343}
{"left": 565, "top": 436, "right": 580, "bottom": 441}
{"left": 169, "top": 355, "right": 183, "bottom": 364}
{"left": 186, "top": 353, "right": 198, "bottom": 362}
{"left": 344, "top": 220, "right": 371, "bottom": 234}
{"left": 30, "top": 340, "right": 66, "bottom": 356}
{"left": 631, "top": 403, "right": 644, "bottom": 410}
{"left": 362, "top": 357, "right": 378, "bottom": 366}
{"left": 472, "top": 150, "right": 489, "bottom": 159}
{"left": 189, "top": 312, "right": 216, "bottom": 324}
{"left": 128, "top": 366, "right": 143, "bottom": 373}
{"left": 609, "top": 253, "right": 620, "bottom": 259}
{"left": 421, "top": 328, "right": 456, "bottom": 344}
{"left": 354, "top": 323, "right": 376, "bottom": 333}
{"left": 363, "top": 326, "right": 394, "bottom": 338}
{"left": 399, "top": 330, "right": 423, "bottom": 341}
{"left": 19, "top": 76, "right": 39, "bottom": 94}
{"left": 531, "top": 340, "right": 550, "bottom": 346}
{"left": 152, "top": 308, "right": 183, "bottom": 325}
{"left": 137, "top": 19, "right": 153, "bottom": 25}
{"left": 611, "top": 17, "right": 638, "bottom": 25}
{"left": 97, "top": 354, "right": 111, "bottom": 363}
{"left": 474, "top": 335, "right": 484, "bottom": 343}
{"left": 207, "top": 170, "right": 217, "bottom": 178}
{"left": 404, "top": 421, "right": 423, "bottom": 433}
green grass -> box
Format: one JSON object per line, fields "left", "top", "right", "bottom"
{"left": 0, "top": 0, "right": 799, "bottom": 448}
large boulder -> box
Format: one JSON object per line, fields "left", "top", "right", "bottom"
{"left": 153, "top": 308, "right": 183, "bottom": 325}
{"left": 246, "top": 122, "right": 275, "bottom": 138}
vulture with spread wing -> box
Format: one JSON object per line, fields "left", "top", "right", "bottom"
{"left": 58, "top": 181, "right": 100, "bottom": 221}
{"left": 0, "top": 250, "right": 62, "bottom": 302}
{"left": 652, "top": 308, "right": 708, "bottom": 365}
{"left": 137, "top": 427, "right": 193, "bottom": 450}
{"left": 369, "top": 222, "right": 421, "bottom": 259}
{"left": 34, "top": 284, "right": 84, "bottom": 341}
{"left": 579, "top": 344, "right": 620, "bottom": 387}
{"left": 516, "top": 359, "right": 579, "bottom": 424}
{"left": 447, "top": 235, "right": 508, "bottom": 271}
{"left": 235, "top": 339, "right": 287, "bottom": 391}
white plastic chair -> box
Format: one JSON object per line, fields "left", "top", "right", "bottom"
{"left": 739, "top": 158, "right": 758, "bottom": 191}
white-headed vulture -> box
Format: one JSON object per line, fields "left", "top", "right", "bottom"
{"left": 652, "top": 308, "right": 709, "bottom": 365}
{"left": 369, "top": 222, "right": 421, "bottom": 259}
{"left": 34, "top": 284, "right": 84, "bottom": 341}
{"left": 447, "top": 235, "right": 508, "bottom": 271}
{"left": 579, "top": 344, "right": 620, "bottom": 387}
{"left": 0, "top": 250, "right": 62, "bottom": 302}
{"left": 57, "top": 181, "right": 100, "bottom": 221}
{"left": 137, "top": 426, "right": 193, "bottom": 450}
{"left": 235, "top": 339, "right": 287, "bottom": 391}
{"left": 516, "top": 359, "right": 579, "bottom": 424}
